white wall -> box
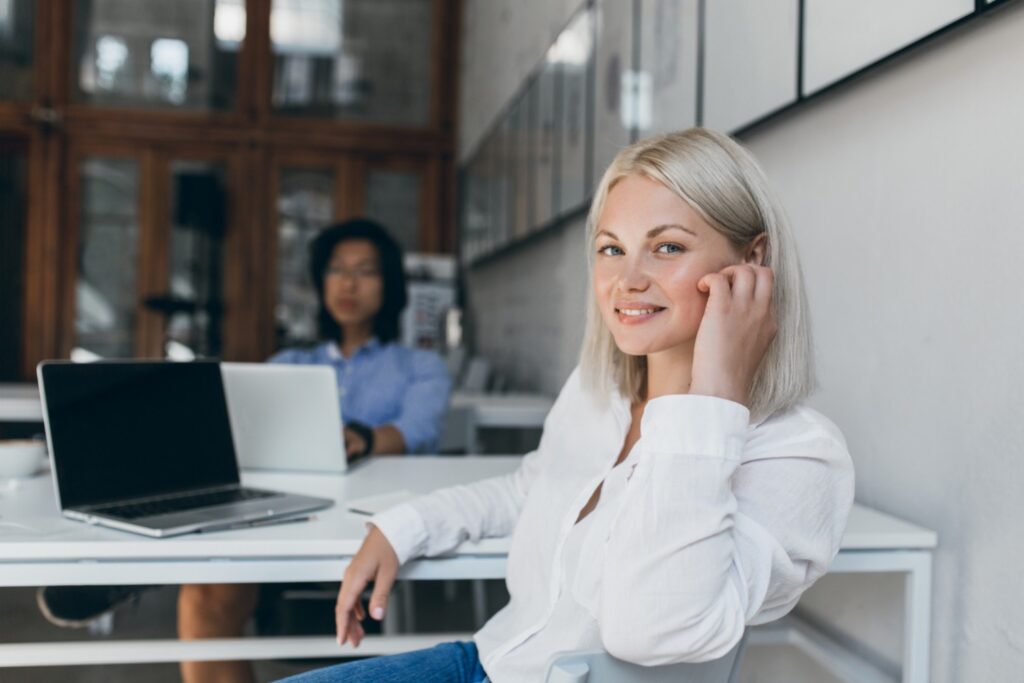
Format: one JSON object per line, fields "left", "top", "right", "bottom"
{"left": 458, "top": 0, "right": 1024, "bottom": 680}
{"left": 464, "top": 220, "right": 588, "bottom": 395}
{"left": 743, "top": 4, "right": 1024, "bottom": 679}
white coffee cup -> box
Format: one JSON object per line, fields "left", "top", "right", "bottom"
{"left": 0, "top": 440, "right": 47, "bottom": 478}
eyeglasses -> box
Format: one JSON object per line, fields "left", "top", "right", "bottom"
{"left": 324, "top": 265, "right": 381, "bottom": 280}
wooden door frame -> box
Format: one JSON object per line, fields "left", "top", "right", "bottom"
{"left": 7, "top": 0, "right": 459, "bottom": 379}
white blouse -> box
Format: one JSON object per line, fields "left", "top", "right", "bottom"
{"left": 371, "top": 367, "right": 855, "bottom": 683}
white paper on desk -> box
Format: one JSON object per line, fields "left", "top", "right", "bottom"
{"left": 346, "top": 490, "right": 415, "bottom": 516}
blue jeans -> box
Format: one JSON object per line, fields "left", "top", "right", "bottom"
{"left": 276, "top": 641, "right": 488, "bottom": 683}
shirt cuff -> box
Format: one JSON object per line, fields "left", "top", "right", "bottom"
{"left": 640, "top": 394, "right": 750, "bottom": 459}
{"left": 369, "top": 502, "right": 429, "bottom": 565}
{"left": 390, "top": 421, "right": 416, "bottom": 453}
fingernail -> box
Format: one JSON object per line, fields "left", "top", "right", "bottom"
{"left": 372, "top": 606, "right": 384, "bottom": 620}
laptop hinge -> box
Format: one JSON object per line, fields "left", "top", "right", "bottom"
{"left": 81, "top": 482, "right": 242, "bottom": 513}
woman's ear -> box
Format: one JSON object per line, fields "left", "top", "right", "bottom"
{"left": 744, "top": 233, "right": 768, "bottom": 266}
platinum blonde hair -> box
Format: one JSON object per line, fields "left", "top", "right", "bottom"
{"left": 579, "top": 128, "right": 815, "bottom": 423}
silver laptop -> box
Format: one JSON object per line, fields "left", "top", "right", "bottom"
{"left": 37, "top": 360, "right": 334, "bottom": 538}
{"left": 221, "top": 363, "right": 347, "bottom": 473}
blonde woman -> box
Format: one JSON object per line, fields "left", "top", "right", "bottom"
{"left": 280, "top": 129, "right": 855, "bottom": 683}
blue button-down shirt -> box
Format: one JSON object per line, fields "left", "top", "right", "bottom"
{"left": 268, "top": 339, "right": 452, "bottom": 454}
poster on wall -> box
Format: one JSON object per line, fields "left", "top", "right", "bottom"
{"left": 702, "top": 0, "right": 799, "bottom": 132}
{"left": 638, "top": 0, "right": 699, "bottom": 136}
{"left": 592, "top": 0, "right": 634, "bottom": 185}
{"left": 555, "top": 5, "right": 594, "bottom": 217}
{"left": 802, "top": 0, "right": 973, "bottom": 96}
{"left": 401, "top": 253, "right": 456, "bottom": 350}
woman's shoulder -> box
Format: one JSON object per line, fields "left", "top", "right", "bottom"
{"left": 747, "top": 402, "right": 851, "bottom": 463}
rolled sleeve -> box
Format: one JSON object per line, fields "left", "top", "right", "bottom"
{"left": 390, "top": 351, "right": 453, "bottom": 453}
{"left": 370, "top": 502, "right": 430, "bottom": 565}
{"left": 640, "top": 394, "right": 750, "bottom": 459}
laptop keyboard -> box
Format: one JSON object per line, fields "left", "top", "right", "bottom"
{"left": 95, "top": 488, "right": 280, "bottom": 520}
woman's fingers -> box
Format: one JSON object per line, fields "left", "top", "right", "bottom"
{"left": 335, "top": 569, "right": 368, "bottom": 645}
{"left": 710, "top": 264, "right": 773, "bottom": 310}
{"left": 753, "top": 265, "right": 774, "bottom": 305}
{"left": 348, "top": 616, "right": 366, "bottom": 648}
{"left": 344, "top": 432, "right": 364, "bottom": 457}
{"left": 697, "top": 272, "right": 729, "bottom": 308}
{"left": 368, "top": 560, "right": 398, "bottom": 620}
{"left": 725, "top": 265, "right": 756, "bottom": 303}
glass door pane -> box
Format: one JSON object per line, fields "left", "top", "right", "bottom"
{"left": 276, "top": 167, "right": 334, "bottom": 348}
{"left": 72, "top": 0, "right": 244, "bottom": 110}
{"left": 271, "top": 0, "right": 433, "bottom": 125}
{"left": 164, "top": 160, "right": 229, "bottom": 359}
{"left": 0, "top": 0, "right": 33, "bottom": 100}
{"left": 0, "top": 141, "right": 27, "bottom": 379}
{"left": 74, "top": 157, "right": 140, "bottom": 359}
{"left": 364, "top": 166, "right": 421, "bottom": 253}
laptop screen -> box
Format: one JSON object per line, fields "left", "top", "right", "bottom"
{"left": 40, "top": 361, "right": 240, "bottom": 509}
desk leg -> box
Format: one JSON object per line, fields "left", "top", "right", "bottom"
{"left": 829, "top": 550, "right": 933, "bottom": 683}
{"left": 465, "top": 410, "right": 479, "bottom": 454}
{"left": 903, "top": 552, "right": 932, "bottom": 683}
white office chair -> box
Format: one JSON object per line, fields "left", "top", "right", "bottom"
{"left": 544, "top": 636, "right": 746, "bottom": 683}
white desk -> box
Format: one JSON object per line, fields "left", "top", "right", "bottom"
{"left": 0, "top": 383, "right": 42, "bottom": 423}
{"left": 448, "top": 392, "right": 554, "bottom": 453}
{"left": 0, "top": 457, "right": 935, "bottom": 683}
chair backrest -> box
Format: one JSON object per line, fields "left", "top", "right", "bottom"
{"left": 544, "top": 635, "right": 746, "bottom": 683}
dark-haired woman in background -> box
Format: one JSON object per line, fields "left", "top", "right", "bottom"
{"left": 178, "top": 218, "right": 453, "bottom": 683}
{"left": 270, "top": 218, "right": 452, "bottom": 458}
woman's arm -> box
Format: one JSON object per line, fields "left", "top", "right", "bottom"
{"left": 386, "top": 350, "right": 453, "bottom": 453}
{"left": 598, "top": 395, "right": 854, "bottom": 664}
{"left": 335, "top": 439, "right": 547, "bottom": 647}
{"left": 370, "top": 441, "right": 544, "bottom": 564}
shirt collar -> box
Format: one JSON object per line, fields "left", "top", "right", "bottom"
{"left": 325, "top": 337, "right": 382, "bottom": 360}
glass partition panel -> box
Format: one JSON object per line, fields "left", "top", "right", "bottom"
{"left": 556, "top": 6, "right": 594, "bottom": 214}
{"left": 166, "top": 160, "right": 229, "bottom": 359}
{"left": 592, "top": 0, "right": 631, "bottom": 189}
{"left": 271, "top": 0, "right": 432, "bottom": 125}
{"left": 0, "top": 142, "right": 27, "bottom": 379}
{"left": 364, "top": 167, "right": 421, "bottom": 253}
{"left": 275, "top": 167, "right": 334, "bottom": 348}
{"left": 0, "top": 0, "right": 33, "bottom": 100}
{"left": 75, "top": 157, "right": 140, "bottom": 359}
{"left": 532, "top": 55, "right": 558, "bottom": 229}
{"left": 459, "top": 153, "right": 486, "bottom": 265}
{"left": 73, "top": 0, "right": 244, "bottom": 110}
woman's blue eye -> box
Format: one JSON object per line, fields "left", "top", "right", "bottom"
{"left": 656, "top": 243, "right": 684, "bottom": 254}
{"left": 597, "top": 245, "right": 623, "bottom": 256}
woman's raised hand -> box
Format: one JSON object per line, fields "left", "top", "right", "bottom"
{"left": 335, "top": 525, "right": 400, "bottom": 647}
{"left": 691, "top": 264, "right": 778, "bottom": 408}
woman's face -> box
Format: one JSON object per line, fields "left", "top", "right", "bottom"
{"left": 323, "top": 239, "right": 384, "bottom": 329}
{"left": 593, "top": 174, "right": 744, "bottom": 357}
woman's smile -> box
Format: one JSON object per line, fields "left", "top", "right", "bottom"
{"left": 614, "top": 301, "right": 667, "bottom": 325}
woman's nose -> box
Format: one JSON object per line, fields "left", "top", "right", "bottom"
{"left": 616, "top": 258, "right": 650, "bottom": 292}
